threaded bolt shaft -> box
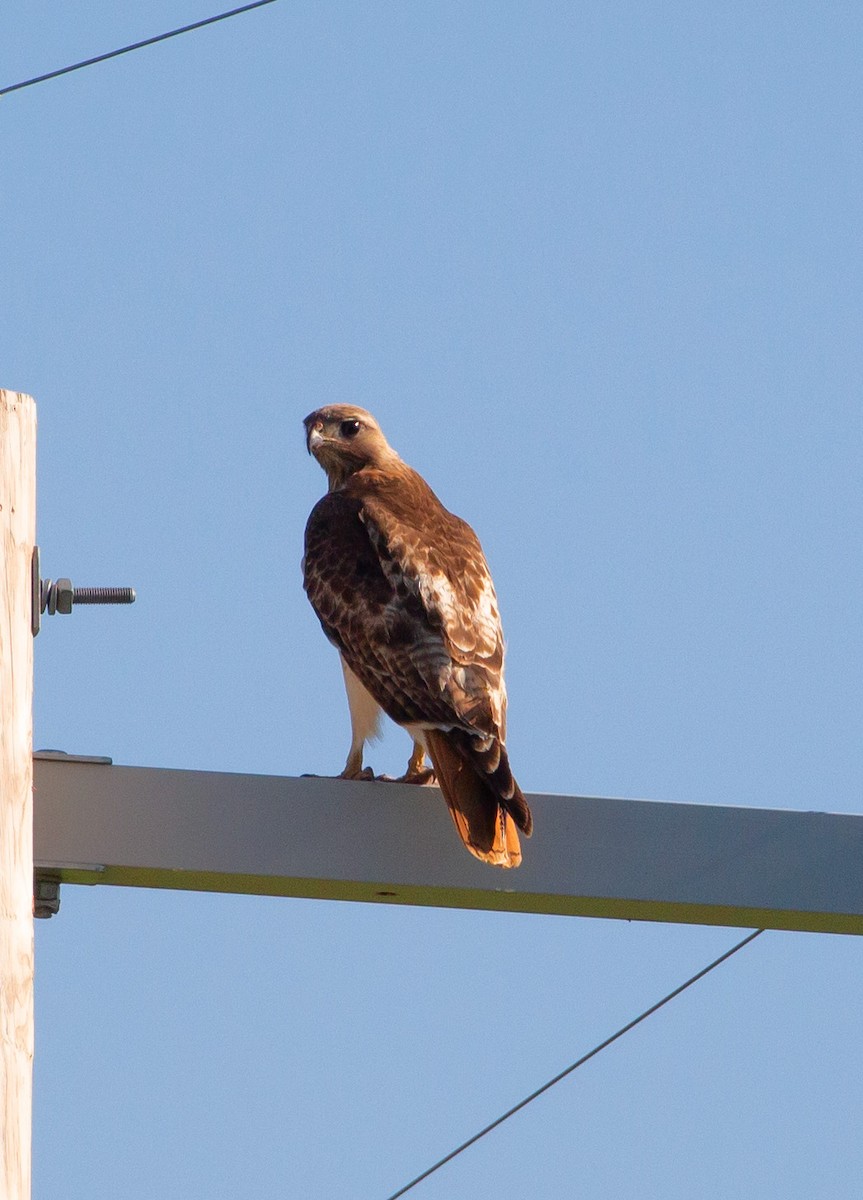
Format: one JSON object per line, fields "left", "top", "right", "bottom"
{"left": 72, "top": 587, "right": 137, "bottom": 605}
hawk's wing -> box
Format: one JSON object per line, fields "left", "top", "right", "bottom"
{"left": 304, "top": 470, "right": 502, "bottom": 735}
{"left": 303, "top": 465, "right": 531, "bottom": 854}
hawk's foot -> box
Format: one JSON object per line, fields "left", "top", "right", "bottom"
{"left": 339, "top": 765, "right": 375, "bottom": 781}
{"left": 403, "top": 766, "right": 436, "bottom": 785}
{"left": 376, "top": 767, "right": 437, "bottom": 786}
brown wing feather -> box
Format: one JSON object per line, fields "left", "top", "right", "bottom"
{"left": 304, "top": 489, "right": 459, "bottom": 728}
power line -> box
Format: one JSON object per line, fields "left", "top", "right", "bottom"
{"left": 0, "top": 0, "right": 278, "bottom": 98}
{"left": 383, "top": 927, "right": 765, "bottom": 1200}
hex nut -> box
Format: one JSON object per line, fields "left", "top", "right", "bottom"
{"left": 55, "top": 579, "right": 74, "bottom": 615}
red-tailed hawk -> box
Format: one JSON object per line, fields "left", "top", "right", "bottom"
{"left": 302, "top": 406, "right": 532, "bottom": 868}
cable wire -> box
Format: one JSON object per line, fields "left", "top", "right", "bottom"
{"left": 383, "top": 927, "right": 765, "bottom": 1200}
{"left": 0, "top": 0, "right": 278, "bottom": 97}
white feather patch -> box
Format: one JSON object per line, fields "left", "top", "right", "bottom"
{"left": 340, "top": 657, "right": 382, "bottom": 746}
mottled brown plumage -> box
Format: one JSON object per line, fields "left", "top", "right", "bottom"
{"left": 302, "top": 405, "right": 531, "bottom": 867}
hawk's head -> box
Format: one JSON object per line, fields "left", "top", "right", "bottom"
{"left": 304, "top": 406, "right": 398, "bottom": 489}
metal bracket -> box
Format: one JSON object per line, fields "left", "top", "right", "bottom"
{"left": 34, "top": 750, "right": 113, "bottom": 765}
{"left": 31, "top": 546, "right": 136, "bottom": 636}
{"left": 34, "top": 871, "right": 61, "bottom": 919}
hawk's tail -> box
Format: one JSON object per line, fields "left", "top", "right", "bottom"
{"left": 424, "top": 729, "right": 532, "bottom": 869}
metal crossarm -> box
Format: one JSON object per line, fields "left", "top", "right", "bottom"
{"left": 33, "top": 756, "right": 863, "bottom": 934}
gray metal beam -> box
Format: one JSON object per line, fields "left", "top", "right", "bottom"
{"left": 32, "top": 756, "right": 863, "bottom": 934}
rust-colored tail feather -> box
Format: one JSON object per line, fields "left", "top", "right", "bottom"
{"left": 424, "top": 729, "right": 531, "bottom": 868}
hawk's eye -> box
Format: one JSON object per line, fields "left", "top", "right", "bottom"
{"left": 340, "top": 419, "right": 361, "bottom": 439}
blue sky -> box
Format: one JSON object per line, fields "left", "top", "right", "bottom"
{"left": 3, "top": 3, "right": 862, "bottom": 1196}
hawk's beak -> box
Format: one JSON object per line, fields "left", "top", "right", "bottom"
{"left": 306, "top": 421, "right": 325, "bottom": 455}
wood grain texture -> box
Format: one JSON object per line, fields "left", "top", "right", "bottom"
{"left": 0, "top": 390, "right": 35, "bottom": 1200}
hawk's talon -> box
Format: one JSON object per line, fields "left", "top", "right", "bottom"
{"left": 339, "top": 766, "right": 375, "bottom": 782}
{"left": 376, "top": 768, "right": 437, "bottom": 786}
{"left": 301, "top": 769, "right": 376, "bottom": 781}
{"left": 402, "top": 767, "right": 436, "bottom": 786}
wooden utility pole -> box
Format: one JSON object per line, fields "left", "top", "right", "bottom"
{"left": 0, "top": 390, "right": 36, "bottom": 1200}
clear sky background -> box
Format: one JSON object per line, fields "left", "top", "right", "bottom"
{"left": 2, "top": 3, "right": 862, "bottom": 1196}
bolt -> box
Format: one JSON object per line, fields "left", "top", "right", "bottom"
{"left": 40, "top": 578, "right": 137, "bottom": 616}
{"left": 31, "top": 546, "right": 137, "bottom": 636}
{"left": 71, "top": 586, "right": 137, "bottom": 606}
